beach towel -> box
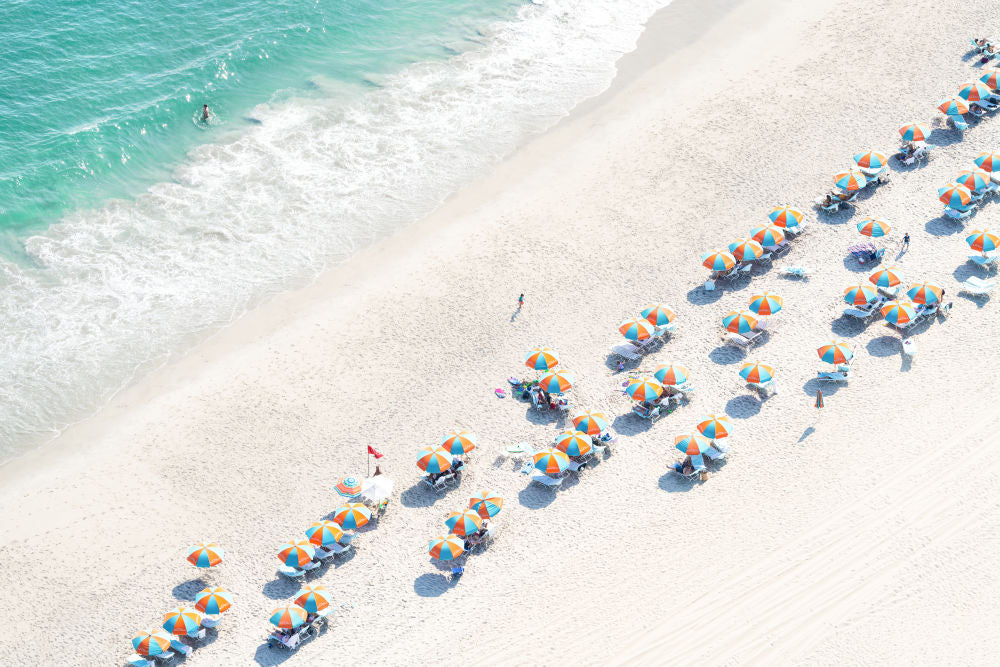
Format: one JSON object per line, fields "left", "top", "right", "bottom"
{"left": 495, "top": 388, "right": 506, "bottom": 398}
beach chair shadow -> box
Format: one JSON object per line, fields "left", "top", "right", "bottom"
{"left": 926, "top": 126, "right": 963, "bottom": 148}
{"left": 686, "top": 284, "right": 724, "bottom": 305}
{"left": 724, "top": 394, "right": 762, "bottom": 418}
{"left": 610, "top": 413, "right": 653, "bottom": 435}
{"left": 841, "top": 255, "right": 872, "bottom": 273}
{"left": 802, "top": 377, "right": 844, "bottom": 398}
{"left": 815, "top": 205, "right": 855, "bottom": 225}
{"left": 399, "top": 481, "right": 448, "bottom": 508}
{"left": 925, "top": 215, "right": 963, "bottom": 237}
{"left": 657, "top": 471, "right": 698, "bottom": 493}
{"left": 171, "top": 578, "right": 207, "bottom": 601}
{"left": 253, "top": 642, "right": 296, "bottom": 666}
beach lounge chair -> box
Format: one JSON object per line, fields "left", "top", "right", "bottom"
{"left": 704, "top": 444, "right": 730, "bottom": 461}
{"left": 725, "top": 329, "right": 765, "bottom": 349}
{"left": 153, "top": 650, "right": 176, "bottom": 663}
{"left": 818, "top": 369, "right": 850, "bottom": 382}
{"left": 948, "top": 114, "right": 969, "bottom": 131}
{"left": 201, "top": 616, "right": 220, "bottom": 629}
{"left": 960, "top": 276, "right": 996, "bottom": 296}
{"left": 782, "top": 266, "right": 811, "bottom": 278}
{"left": 530, "top": 472, "right": 564, "bottom": 488}
{"left": 748, "top": 379, "right": 776, "bottom": 396}
{"left": 944, "top": 206, "right": 973, "bottom": 220}
{"left": 971, "top": 37, "right": 992, "bottom": 52}
{"left": 815, "top": 196, "right": 840, "bottom": 211}
{"left": 169, "top": 641, "right": 192, "bottom": 658}
{"left": 876, "top": 284, "right": 901, "bottom": 298}
{"left": 301, "top": 560, "right": 321, "bottom": 574}
{"left": 969, "top": 254, "right": 998, "bottom": 270}
{"left": 126, "top": 655, "right": 154, "bottom": 667}
{"left": 325, "top": 541, "right": 354, "bottom": 557}
{"left": 591, "top": 444, "right": 608, "bottom": 459}
{"left": 843, "top": 306, "right": 876, "bottom": 321}
{"left": 278, "top": 564, "right": 305, "bottom": 579}
{"left": 609, "top": 343, "right": 640, "bottom": 361}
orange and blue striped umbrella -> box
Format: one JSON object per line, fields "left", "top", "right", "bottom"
{"left": 440, "top": 429, "right": 477, "bottom": 455}
{"left": 278, "top": 540, "right": 315, "bottom": 568}
{"left": 868, "top": 264, "right": 904, "bottom": 288}
{"left": 295, "top": 584, "right": 332, "bottom": 613}
{"left": 675, "top": 432, "right": 712, "bottom": 456}
{"left": 728, "top": 238, "right": 764, "bottom": 262}
{"left": 739, "top": 361, "right": 774, "bottom": 384}
{"left": 572, "top": 410, "right": 610, "bottom": 435}
{"left": 554, "top": 430, "right": 592, "bottom": 457}
{"left": 834, "top": 168, "right": 867, "bottom": 191}
{"left": 967, "top": 229, "right": 1000, "bottom": 252}
{"left": 163, "top": 607, "right": 203, "bottom": 636}
{"left": 768, "top": 205, "right": 804, "bottom": 229}
{"left": 956, "top": 169, "right": 993, "bottom": 193}
{"left": 270, "top": 604, "right": 308, "bottom": 629}
{"left": 468, "top": 490, "right": 504, "bottom": 518}
{"left": 132, "top": 630, "right": 173, "bottom": 657}
{"left": 428, "top": 534, "right": 465, "bottom": 561}
{"left": 844, "top": 283, "right": 877, "bottom": 306}
{"left": 445, "top": 509, "right": 483, "bottom": 537}
{"left": 817, "top": 339, "right": 853, "bottom": 364}
{"left": 853, "top": 150, "right": 888, "bottom": 171}
{"left": 538, "top": 369, "right": 575, "bottom": 394}
{"left": 937, "top": 95, "right": 969, "bottom": 115}
{"left": 625, "top": 377, "right": 663, "bottom": 402}
{"left": 702, "top": 249, "right": 737, "bottom": 271}
{"left": 332, "top": 502, "right": 371, "bottom": 530}
{"left": 335, "top": 475, "right": 363, "bottom": 499}
{"left": 533, "top": 448, "right": 570, "bottom": 474}
{"left": 525, "top": 347, "right": 560, "bottom": 371}
{"left": 194, "top": 587, "right": 232, "bottom": 615}
{"left": 857, "top": 218, "right": 890, "bottom": 238}
{"left": 939, "top": 182, "right": 973, "bottom": 208}
{"left": 619, "top": 317, "right": 655, "bottom": 341}
{"left": 898, "top": 122, "right": 930, "bottom": 142}
{"left": 980, "top": 68, "right": 1000, "bottom": 90}
{"left": 186, "top": 542, "right": 224, "bottom": 568}
{"left": 750, "top": 224, "right": 785, "bottom": 248}
{"left": 815, "top": 389, "right": 824, "bottom": 409}
{"left": 653, "top": 362, "right": 689, "bottom": 386}
{"left": 958, "top": 80, "right": 993, "bottom": 102}
{"left": 907, "top": 282, "right": 943, "bottom": 305}
{"left": 640, "top": 302, "right": 676, "bottom": 327}
{"left": 305, "top": 520, "right": 345, "bottom": 547}
{"left": 974, "top": 151, "right": 1000, "bottom": 174}
{"left": 881, "top": 300, "right": 919, "bottom": 325}
{"left": 748, "top": 292, "right": 782, "bottom": 316}
{"left": 722, "top": 310, "right": 758, "bottom": 334}
{"left": 416, "top": 446, "right": 452, "bottom": 474}
{"left": 697, "top": 414, "right": 732, "bottom": 440}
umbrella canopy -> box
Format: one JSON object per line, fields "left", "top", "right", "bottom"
{"left": 868, "top": 264, "right": 904, "bottom": 288}
{"left": 979, "top": 67, "right": 1000, "bottom": 90}
{"left": 675, "top": 433, "right": 712, "bottom": 456}
{"left": 440, "top": 429, "right": 477, "bottom": 455}
{"left": 532, "top": 448, "right": 570, "bottom": 475}
{"left": 294, "top": 584, "right": 332, "bottom": 614}
{"left": 305, "top": 520, "right": 345, "bottom": 547}
{"left": 132, "top": 630, "right": 173, "bottom": 657}
{"left": 974, "top": 151, "right": 1000, "bottom": 174}
{"left": 853, "top": 150, "right": 888, "bottom": 171}
{"left": 834, "top": 168, "right": 867, "bottom": 191}
{"left": 538, "top": 369, "right": 575, "bottom": 394}
{"left": 906, "top": 281, "right": 943, "bottom": 305}
{"left": 956, "top": 169, "right": 993, "bottom": 194}
{"left": 468, "top": 490, "right": 504, "bottom": 519}
{"left": 332, "top": 503, "right": 372, "bottom": 530}
{"left": 722, "top": 310, "right": 759, "bottom": 334}
{"left": 278, "top": 540, "right": 316, "bottom": 568}
{"left": 817, "top": 340, "right": 854, "bottom": 365}
{"left": 939, "top": 182, "right": 973, "bottom": 208}
{"left": 186, "top": 542, "right": 224, "bottom": 568}
{"left": 702, "top": 249, "right": 737, "bottom": 272}
{"left": 768, "top": 204, "right": 804, "bottom": 229}
{"left": 428, "top": 534, "right": 465, "bottom": 561}
{"left": 625, "top": 377, "right": 663, "bottom": 402}
{"left": 697, "top": 413, "right": 732, "bottom": 439}
{"left": 967, "top": 229, "right": 1000, "bottom": 253}
{"left": 269, "top": 604, "right": 308, "bottom": 629}
{"left": 640, "top": 302, "right": 676, "bottom": 327}
{"left": 937, "top": 95, "right": 969, "bottom": 115}
{"left": 728, "top": 238, "right": 764, "bottom": 262}
{"left": 653, "top": 362, "right": 689, "bottom": 386}
{"left": 898, "top": 122, "right": 930, "bottom": 142}
{"left": 334, "top": 475, "right": 363, "bottom": 499}
{"left": 880, "top": 300, "right": 919, "bottom": 325}
{"left": 360, "top": 475, "right": 394, "bottom": 504}
{"left": 445, "top": 509, "right": 483, "bottom": 537}
{"left": 162, "top": 607, "right": 203, "bottom": 636}
{"left": 554, "top": 430, "right": 592, "bottom": 458}
{"left": 416, "top": 446, "right": 452, "bottom": 474}
{"left": 958, "top": 80, "right": 993, "bottom": 102}
{"left": 748, "top": 292, "right": 783, "bottom": 316}
{"left": 739, "top": 361, "right": 775, "bottom": 384}
{"left": 618, "top": 317, "right": 655, "bottom": 341}
{"left": 843, "top": 284, "right": 878, "bottom": 306}
{"left": 525, "top": 347, "right": 560, "bottom": 371}
{"left": 750, "top": 224, "right": 785, "bottom": 247}
{"left": 857, "top": 218, "right": 891, "bottom": 238}
{"left": 194, "top": 587, "right": 232, "bottom": 615}
{"left": 572, "top": 410, "right": 610, "bottom": 435}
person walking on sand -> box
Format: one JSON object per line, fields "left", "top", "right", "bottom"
{"left": 517, "top": 293, "right": 524, "bottom": 309}
{"left": 902, "top": 232, "right": 910, "bottom": 252}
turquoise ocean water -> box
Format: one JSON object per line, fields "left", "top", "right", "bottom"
{"left": 0, "top": 0, "right": 669, "bottom": 460}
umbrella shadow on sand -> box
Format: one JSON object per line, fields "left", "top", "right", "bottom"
{"left": 801, "top": 377, "right": 843, "bottom": 398}
{"left": 657, "top": 471, "right": 700, "bottom": 493}
{"left": 254, "top": 643, "right": 296, "bottom": 666}
{"left": 925, "top": 215, "right": 965, "bottom": 237}
{"left": 171, "top": 577, "right": 207, "bottom": 601}
{"left": 262, "top": 577, "right": 300, "bottom": 601}
{"left": 517, "top": 483, "right": 557, "bottom": 510}
{"left": 413, "top": 572, "right": 457, "bottom": 598}
{"left": 724, "top": 394, "right": 763, "bottom": 419}
{"left": 399, "top": 482, "right": 449, "bottom": 509}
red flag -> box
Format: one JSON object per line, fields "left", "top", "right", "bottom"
{"left": 367, "top": 445, "right": 384, "bottom": 459}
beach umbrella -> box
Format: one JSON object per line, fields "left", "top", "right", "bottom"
{"left": 675, "top": 433, "right": 712, "bottom": 456}
{"left": 538, "top": 369, "right": 575, "bottom": 394}
{"left": 572, "top": 410, "right": 610, "bottom": 435}
{"left": 768, "top": 204, "right": 804, "bottom": 229}
{"left": 906, "top": 281, "right": 943, "bottom": 305}
{"left": 194, "top": 587, "right": 232, "bottom": 615}
{"left": 815, "top": 389, "right": 824, "bottom": 409}
{"left": 277, "top": 540, "right": 315, "bottom": 568}
{"left": 428, "top": 534, "right": 465, "bottom": 561}
{"left": 749, "top": 224, "right": 785, "bottom": 247}
{"left": 938, "top": 182, "right": 973, "bottom": 208}
{"left": 958, "top": 80, "right": 993, "bottom": 102}
{"left": 618, "top": 317, "right": 655, "bottom": 341}
{"left": 416, "top": 446, "right": 452, "bottom": 474}
{"left": 468, "top": 490, "right": 504, "bottom": 519}
{"left": 817, "top": 339, "right": 853, "bottom": 365}
{"left": 440, "top": 429, "right": 477, "bottom": 455}
{"left": 186, "top": 542, "right": 224, "bottom": 568}
{"left": 653, "top": 362, "right": 689, "bottom": 386}
{"left": 966, "top": 229, "right": 1000, "bottom": 253}
{"left": 728, "top": 238, "right": 764, "bottom": 262}
{"left": 898, "top": 122, "right": 930, "bottom": 142}
{"left": 955, "top": 169, "right": 993, "bottom": 194}
{"left": 843, "top": 284, "right": 878, "bottom": 306}
{"left": 625, "top": 377, "right": 663, "bottom": 402}
{"left": 162, "top": 607, "right": 203, "bottom": 636}
{"left": 525, "top": 347, "right": 559, "bottom": 371}
{"left": 702, "top": 249, "right": 737, "bottom": 272}
{"left": 554, "top": 430, "right": 592, "bottom": 458}
{"left": 332, "top": 502, "right": 372, "bottom": 530}
{"left": 132, "top": 630, "right": 173, "bottom": 657}
{"left": 979, "top": 67, "right": 1000, "bottom": 90}
{"left": 640, "top": 302, "right": 676, "bottom": 327}
{"left": 334, "top": 475, "right": 363, "bottom": 499}
{"left": 833, "top": 168, "right": 867, "bottom": 191}
{"left": 697, "top": 414, "right": 732, "bottom": 440}
{"left": 532, "top": 448, "right": 570, "bottom": 475}
{"left": 937, "top": 95, "right": 969, "bottom": 115}
{"left": 856, "top": 218, "right": 891, "bottom": 238}
{"left": 853, "top": 150, "right": 889, "bottom": 172}
{"left": 722, "top": 310, "right": 758, "bottom": 334}
{"left": 868, "top": 264, "right": 904, "bottom": 288}
{"left": 880, "top": 300, "right": 919, "bottom": 325}
{"left": 974, "top": 151, "right": 1000, "bottom": 174}
{"left": 739, "top": 361, "right": 774, "bottom": 384}
{"left": 445, "top": 509, "right": 483, "bottom": 537}
{"left": 748, "top": 292, "right": 783, "bottom": 316}
{"left": 269, "top": 604, "right": 308, "bottom": 629}
{"left": 294, "top": 584, "right": 332, "bottom": 614}
{"left": 305, "top": 520, "right": 345, "bottom": 548}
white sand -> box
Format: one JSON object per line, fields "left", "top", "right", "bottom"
{"left": 3, "top": 0, "right": 1000, "bottom": 664}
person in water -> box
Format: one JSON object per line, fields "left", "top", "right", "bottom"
{"left": 202, "top": 104, "right": 210, "bottom": 121}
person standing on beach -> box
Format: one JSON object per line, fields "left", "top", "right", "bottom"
{"left": 517, "top": 293, "right": 524, "bottom": 309}
{"left": 201, "top": 104, "right": 210, "bottom": 121}
{"left": 902, "top": 232, "right": 910, "bottom": 252}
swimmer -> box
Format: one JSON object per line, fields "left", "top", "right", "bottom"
{"left": 201, "top": 104, "right": 210, "bottom": 121}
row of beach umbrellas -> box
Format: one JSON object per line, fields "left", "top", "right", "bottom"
{"left": 936, "top": 70, "right": 1000, "bottom": 116}
{"left": 268, "top": 583, "right": 335, "bottom": 630}
{"left": 674, "top": 414, "right": 734, "bottom": 466}
{"left": 428, "top": 491, "right": 505, "bottom": 561}
{"left": 703, "top": 205, "right": 801, "bottom": 271}
{"left": 416, "top": 429, "right": 479, "bottom": 474}
{"left": 522, "top": 349, "right": 577, "bottom": 392}
{"left": 131, "top": 588, "right": 233, "bottom": 657}
{"left": 939, "top": 152, "right": 1000, "bottom": 208}
{"left": 737, "top": 340, "right": 856, "bottom": 388}
{"left": 625, "top": 362, "right": 690, "bottom": 403}
{"left": 618, "top": 302, "right": 677, "bottom": 341}
{"left": 722, "top": 291, "right": 784, "bottom": 336}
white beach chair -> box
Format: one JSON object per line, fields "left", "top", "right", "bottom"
{"left": 969, "top": 254, "right": 998, "bottom": 271}
{"left": 278, "top": 565, "right": 305, "bottom": 579}
{"left": 169, "top": 641, "right": 192, "bottom": 658}
{"left": 877, "top": 284, "right": 901, "bottom": 298}
{"left": 314, "top": 546, "right": 336, "bottom": 560}
{"left": 154, "top": 650, "right": 176, "bottom": 663}
{"left": 200, "top": 616, "right": 220, "bottom": 629}
{"left": 301, "top": 560, "right": 321, "bottom": 574}
{"left": 782, "top": 266, "right": 811, "bottom": 278}
{"left": 530, "top": 472, "right": 564, "bottom": 488}
{"left": 704, "top": 445, "right": 729, "bottom": 461}
{"left": 610, "top": 343, "right": 641, "bottom": 360}
{"left": 126, "top": 655, "right": 154, "bottom": 667}
{"left": 748, "top": 379, "right": 776, "bottom": 396}
{"left": 944, "top": 206, "right": 973, "bottom": 220}
{"left": 817, "top": 370, "right": 850, "bottom": 382}
{"left": 960, "top": 276, "right": 996, "bottom": 296}
{"left": 325, "top": 542, "right": 353, "bottom": 557}
{"left": 949, "top": 114, "right": 969, "bottom": 131}
{"left": 843, "top": 306, "right": 876, "bottom": 321}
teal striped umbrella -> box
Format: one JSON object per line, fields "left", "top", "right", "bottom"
{"left": 834, "top": 168, "right": 867, "bottom": 191}
{"left": 675, "top": 433, "right": 712, "bottom": 456}
{"left": 194, "top": 587, "right": 232, "bottom": 615}
{"left": 958, "top": 80, "right": 993, "bottom": 102}
{"left": 162, "top": 607, "right": 203, "bottom": 636}
{"left": 728, "top": 238, "right": 764, "bottom": 262}
{"left": 880, "top": 300, "right": 919, "bottom": 325}
{"left": 749, "top": 224, "right": 785, "bottom": 248}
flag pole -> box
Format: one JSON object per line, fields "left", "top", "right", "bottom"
{"left": 366, "top": 447, "right": 370, "bottom": 478}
